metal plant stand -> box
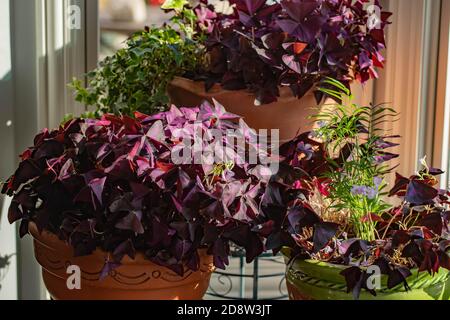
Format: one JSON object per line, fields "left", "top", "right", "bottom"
{"left": 206, "top": 246, "right": 288, "bottom": 300}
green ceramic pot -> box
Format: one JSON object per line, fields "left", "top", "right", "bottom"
{"left": 284, "top": 253, "right": 450, "bottom": 300}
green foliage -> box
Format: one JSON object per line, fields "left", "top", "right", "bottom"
{"left": 62, "top": 110, "right": 101, "bottom": 123}
{"left": 161, "top": 0, "right": 189, "bottom": 12}
{"left": 70, "top": 5, "right": 205, "bottom": 117}
{"left": 312, "top": 78, "right": 399, "bottom": 241}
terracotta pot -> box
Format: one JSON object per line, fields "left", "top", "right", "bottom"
{"left": 167, "top": 77, "right": 328, "bottom": 142}
{"left": 29, "top": 222, "right": 214, "bottom": 300}
{"left": 283, "top": 254, "right": 450, "bottom": 300}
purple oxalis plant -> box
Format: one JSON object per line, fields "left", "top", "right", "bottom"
{"left": 192, "top": 0, "right": 392, "bottom": 105}
{"left": 1, "top": 100, "right": 285, "bottom": 276}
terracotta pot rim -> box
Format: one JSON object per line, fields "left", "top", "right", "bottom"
{"left": 171, "top": 76, "right": 317, "bottom": 103}
{"left": 28, "top": 221, "right": 211, "bottom": 265}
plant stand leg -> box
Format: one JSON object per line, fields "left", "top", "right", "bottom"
{"left": 253, "top": 257, "right": 259, "bottom": 300}
{"left": 239, "top": 256, "right": 245, "bottom": 299}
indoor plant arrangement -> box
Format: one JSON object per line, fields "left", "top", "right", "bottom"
{"left": 71, "top": 0, "right": 206, "bottom": 116}
{"left": 73, "top": 0, "right": 391, "bottom": 141}
{"left": 264, "top": 80, "right": 450, "bottom": 300}
{"left": 177, "top": 0, "right": 391, "bottom": 104}
{"left": 168, "top": 0, "right": 392, "bottom": 140}
{"left": 1, "top": 101, "right": 271, "bottom": 300}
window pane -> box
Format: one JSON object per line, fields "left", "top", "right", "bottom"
{"left": 97, "top": 0, "right": 228, "bottom": 60}
{"left": 99, "top": 0, "right": 170, "bottom": 60}
{"left": 0, "top": 0, "right": 11, "bottom": 80}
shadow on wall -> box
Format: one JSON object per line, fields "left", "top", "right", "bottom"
{"left": 0, "top": 70, "right": 18, "bottom": 300}
{"left": 0, "top": 0, "right": 18, "bottom": 299}
{"left": 0, "top": 71, "right": 15, "bottom": 181}
{"left": 0, "top": 187, "right": 17, "bottom": 300}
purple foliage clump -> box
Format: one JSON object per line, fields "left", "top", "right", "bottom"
{"left": 194, "top": 0, "right": 392, "bottom": 105}
{"left": 1, "top": 101, "right": 281, "bottom": 275}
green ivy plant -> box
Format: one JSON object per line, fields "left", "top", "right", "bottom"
{"left": 70, "top": 0, "right": 205, "bottom": 117}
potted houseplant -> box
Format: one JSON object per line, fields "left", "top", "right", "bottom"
{"left": 263, "top": 79, "right": 450, "bottom": 300}
{"left": 168, "top": 0, "right": 392, "bottom": 141}
{"left": 71, "top": 1, "right": 206, "bottom": 117}
{"left": 73, "top": 1, "right": 391, "bottom": 141}
{"left": 1, "top": 101, "right": 272, "bottom": 300}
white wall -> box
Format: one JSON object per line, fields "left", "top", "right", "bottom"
{"left": 0, "top": 197, "right": 17, "bottom": 300}
{"left": 0, "top": 0, "right": 18, "bottom": 300}
{"left": 0, "top": 0, "right": 15, "bottom": 180}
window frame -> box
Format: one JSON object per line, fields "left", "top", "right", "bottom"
{"left": 437, "top": 0, "right": 450, "bottom": 188}
{"left": 9, "top": 0, "right": 99, "bottom": 299}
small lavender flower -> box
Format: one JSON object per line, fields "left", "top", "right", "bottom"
{"left": 297, "top": 141, "right": 314, "bottom": 160}
{"left": 351, "top": 185, "right": 366, "bottom": 196}
{"left": 317, "top": 120, "right": 328, "bottom": 128}
{"left": 351, "top": 185, "right": 378, "bottom": 200}
{"left": 365, "top": 187, "right": 377, "bottom": 200}
{"left": 373, "top": 177, "right": 383, "bottom": 189}
{"left": 309, "top": 121, "right": 327, "bottom": 139}
{"left": 309, "top": 130, "right": 324, "bottom": 139}
{"left": 308, "top": 131, "right": 319, "bottom": 139}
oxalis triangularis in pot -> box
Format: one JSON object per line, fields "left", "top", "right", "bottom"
{"left": 0, "top": 100, "right": 278, "bottom": 300}
{"left": 263, "top": 79, "right": 450, "bottom": 300}
{"left": 167, "top": 0, "right": 392, "bottom": 141}
{"left": 72, "top": 0, "right": 392, "bottom": 142}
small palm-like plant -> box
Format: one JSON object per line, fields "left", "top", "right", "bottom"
{"left": 310, "top": 78, "right": 399, "bottom": 241}
{"left": 268, "top": 79, "right": 449, "bottom": 298}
